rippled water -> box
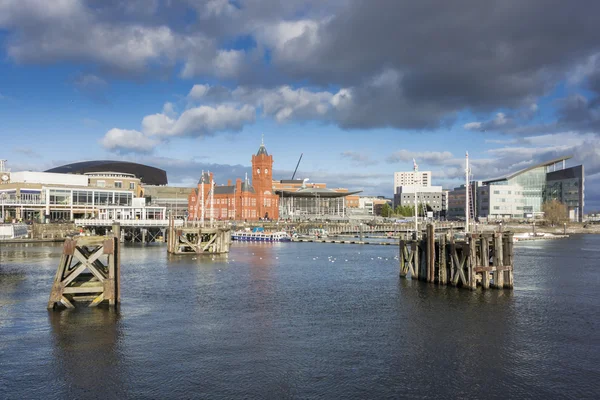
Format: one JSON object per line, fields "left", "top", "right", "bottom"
{"left": 1, "top": 236, "right": 599, "bottom": 399}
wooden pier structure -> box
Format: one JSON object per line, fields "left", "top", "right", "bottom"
{"left": 167, "top": 218, "right": 231, "bottom": 255}
{"left": 48, "top": 224, "right": 121, "bottom": 309}
{"left": 399, "top": 224, "right": 514, "bottom": 290}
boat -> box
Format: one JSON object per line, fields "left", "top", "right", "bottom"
{"left": 231, "top": 227, "right": 292, "bottom": 242}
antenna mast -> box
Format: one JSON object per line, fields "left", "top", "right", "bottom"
{"left": 465, "top": 152, "right": 470, "bottom": 233}
{"left": 201, "top": 170, "right": 205, "bottom": 227}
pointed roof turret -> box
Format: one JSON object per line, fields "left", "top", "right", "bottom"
{"left": 256, "top": 134, "right": 268, "bottom": 156}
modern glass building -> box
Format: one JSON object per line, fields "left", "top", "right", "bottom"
{"left": 449, "top": 156, "right": 585, "bottom": 222}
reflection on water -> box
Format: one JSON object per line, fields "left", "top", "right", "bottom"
{"left": 48, "top": 309, "right": 126, "bottom": 398}
{"left": 0, "top": 236, "right": 599, "bottom": 398}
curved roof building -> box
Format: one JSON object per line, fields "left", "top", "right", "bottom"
{"left": 45, "top": 160, "right": 168, "bottom": 185}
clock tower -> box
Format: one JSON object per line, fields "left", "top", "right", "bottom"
{"left": 251, "top": 136, "right": 275, "bottom": 219}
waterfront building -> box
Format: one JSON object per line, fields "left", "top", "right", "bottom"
{"left": 393, "top": 170, "right": 431, "bottom": 192}
{"left": 273, "top": 179, "right": 361, "bottom": 220}
{"left": 0, "top": 169, "right": 163, "bottom": 222}
{"left": 448, "top": 156, "right": 585, "bottom": 222}
{"left": 545, "top": 165, "right": 585, "bottom": 222}
{"left": 393, "top": 186, "right": 444, "bottom": 212}
{"left": 46, "top": 160, "right": 167, "bottom": 186}
{"left": 143, "top": 185, "right": 194, "bottom": 220}
{"left": 187, "top": 140, "right": 280, "bottom": 221}
{"left": 355, "top": 196, "right": 391, "bottom": 215}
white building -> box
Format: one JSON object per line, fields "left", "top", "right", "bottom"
{"left": 0, "top": 169, "right": 163, "bottom": 222}
{"left": 393, "top": 171, "right": 431, "bottom": 193}
{"left": 448, "top": 182, "right": 526, "bottom": 220}
{"left": 357, "top": 196, "right": 391, "bottom": 215}
{"left": 393, "top": 185, "right": 444, "bottom": 212}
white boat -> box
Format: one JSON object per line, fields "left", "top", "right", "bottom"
{"left": 231, "top": 230, "right": 292, "bottom": 242}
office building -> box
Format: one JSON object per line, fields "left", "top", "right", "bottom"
{"left": 393, "top": 170, "right": 431, "bottom": 193}
{"left": 448, "top": 156, "right": 584, "bottom": 222}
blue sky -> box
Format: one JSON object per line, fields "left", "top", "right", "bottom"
{"left": 1, "top": 0, "right": 599, "bottom": 210}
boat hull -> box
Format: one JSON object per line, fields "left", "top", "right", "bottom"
{"left": 231, "top": 232, "right": 292, "bottom": 242}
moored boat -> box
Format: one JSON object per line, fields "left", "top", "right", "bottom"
{"left": 231, "top": 230, "right": 292, "bottom": 242}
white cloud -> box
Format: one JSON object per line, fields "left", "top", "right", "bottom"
{"left": 162, "top": 102, "right": 177, "bottom": 118}
{"left": 258, "top": 86, "right": 334, "bottom": 122}
{"left": 142, "top": 105, "right": 256, "bottom": 138}
{"left": 188, "top": 84, "right": 210, "bottom": 99}
{"left": 100, "top": 128, "right": 159, "bottom": 154}
{"left": 255, "top": 19, "right": 323, "bottom": 64}
{"left": 464, "top": 112, "right": 511, "bottom": 132}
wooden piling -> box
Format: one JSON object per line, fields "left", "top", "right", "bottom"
{"left": 399, "top": 240, "right": 407, "bottom": 277}
{"left": 493, "top": 232, "right": 504, "bottom": 289}
{"left": 504, "top": 233, "right": 514, "bottom": 289}
{"left": 439, "top": 234, "right": 447, "bottom": 285}
{"left": 411, "top": 241, "right": 419, "bottom": 280}
{"left": 480, "top": 234, "right": 490, "bottom": 289}
{"left": 399, "top": 227, "right": 515, "bottom": 291}
{"left": 167, "top": 218, "right": 231, "bottom": 255}
{"left": 48, "top": 232, "right": 120, "bottom": 309}
{"left": 468, "top": 236, "right": 477, "bottom": 290}
{"left": 426, "top": 224, "right": 435, "bottom": 283}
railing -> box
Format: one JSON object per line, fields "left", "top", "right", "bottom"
{"left": 74, "top": 219, "right": 184, "bottom": 227}
{"left": 0, "top": 223, "right": 29, "bottom": 240}
{"left": 0, "top": 199, "right": 46, "bottom": 205}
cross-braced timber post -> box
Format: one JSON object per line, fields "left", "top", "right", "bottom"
{"left": 167, "top": 216, "right": 231, "bottom": 255}
{"left": 48, "top": 223, "right": 120, "bottom": 309}
{"left": 400, "top": 226, "right": 515, "bottom": 291}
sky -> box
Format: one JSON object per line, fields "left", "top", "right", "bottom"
{"left": 0, "top": 0, "right": 599, "bottom": 211}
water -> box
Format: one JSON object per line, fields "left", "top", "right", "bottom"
{"left": 1, "top": 236, "right": 599, "bottom": 399}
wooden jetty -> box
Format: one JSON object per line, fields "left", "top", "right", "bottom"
{"left": 48, "top": 224, "right": 121, "bottom": 309}
{"left": 167, "top": 218, "right": 231, "bottom": 255}
{"left": 399, "top": 224, "right": 514, "bottom": 290}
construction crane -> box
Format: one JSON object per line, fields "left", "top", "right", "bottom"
{"left": 291, "top": 153, "right": 303, "bottom": 180}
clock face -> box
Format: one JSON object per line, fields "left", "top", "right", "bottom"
{"left": 256, "top": 168, "right": 260, "bottom": 174}
{"left": 264, "top": 168, "right": 268, "bottom": 174}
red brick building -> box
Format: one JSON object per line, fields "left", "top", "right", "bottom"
{"left": 187, "top": 141, "right": 279, "bottom": 221}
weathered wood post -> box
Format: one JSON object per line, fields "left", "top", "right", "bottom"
{"left": 449, "top": 235, "right": 456, "bottom": 285}
{"left": 48, "top": 233, "right": 120, "bottom": 309}
{"left": 111, "top": 223, "right": 121, "bottom": 307}
{"left": 411, "top": 240, "right": 419, "bottom": 280}
{"left": 399, "top": 240, "right": 407, "bottom": 277}
{"left": 503, "top": 232, "right": 514, "bottom": 289}
{"left": 480, "top": 234, "right": 490, "bottom": 289}
{"left": 439, "top": 234, "right": 447, "bottom": 284}
{"left": 426, "top": 223, "right": 435, "bottom": 282}
{"left": 468, "top": 234, "right": 477, "bottom": 290}
{"left": 493, "top": 232, "right": 504, "bottom": 289}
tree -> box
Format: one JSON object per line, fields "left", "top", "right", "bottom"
{"left": 394, "top": 204, "right": 414, "bottom": 217}
{"left": 380, "top": 203, "right": 392, "bottom": 217}
{"left": 542, "top": 199, "right": 567, "bottom": 226}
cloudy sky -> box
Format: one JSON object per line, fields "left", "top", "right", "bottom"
{"left": 1, "top": 0, "right": 599, "bottom": 210}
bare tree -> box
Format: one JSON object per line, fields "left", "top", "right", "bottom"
{"left": 542, "top": 199, "right": 567, "bottom": 226}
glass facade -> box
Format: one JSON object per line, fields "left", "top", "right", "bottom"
{"left": 506, "top": 166, "right": 547, "bottom": 215}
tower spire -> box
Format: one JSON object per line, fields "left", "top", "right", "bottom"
{"left": 261, "top": 133, "right": 264, "bottom": 145}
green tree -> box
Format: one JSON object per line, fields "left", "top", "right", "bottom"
{"left": 542, "top": 199, "right": 567, "bottom": 226}
{"left": 381, "top": 203, "right": 392, "bottom": 217}
{"left": 395, "top": 205, "right": 414, "bottom": 217}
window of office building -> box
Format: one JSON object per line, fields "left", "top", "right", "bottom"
{"left": 130, "top": 182, "right": 135, "bottom": 190}
{"left": 115, "top": 181, "right": 122, "bottom": 188}
{"left": 73, "top": 190, "right": 93, "bottom": 205}
{"left": 94, "top": 191, "right": 111, "bottom": 205}
{"left": 49, "top": 189, "right": 71, "bottom": 205}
